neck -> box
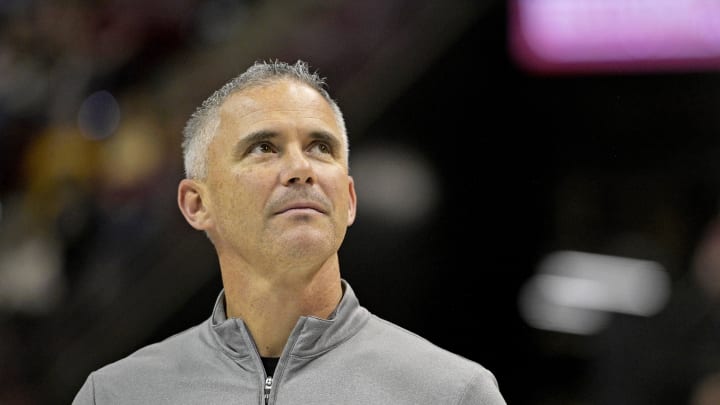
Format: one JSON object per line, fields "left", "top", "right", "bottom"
{"left": 220, "top": 256, "right": 343, "bottom": 357}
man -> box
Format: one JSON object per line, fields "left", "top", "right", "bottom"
{"left": 72, "top": 59, "right": 507, "bottom": 404}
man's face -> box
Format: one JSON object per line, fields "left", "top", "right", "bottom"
{"left": 200, "top": 79, "right": 356, "bottom": 273}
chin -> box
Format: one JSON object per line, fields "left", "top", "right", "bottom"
{"left": 282, "top": 231, "right": 334, "bottom": 256}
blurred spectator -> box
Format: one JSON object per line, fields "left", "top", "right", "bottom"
{"left": 0, "top": 85, "right": 181, "bottom": 403}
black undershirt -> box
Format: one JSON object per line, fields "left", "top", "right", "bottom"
{"left": 261, "top": 357, "right": 279, "bottom": 376}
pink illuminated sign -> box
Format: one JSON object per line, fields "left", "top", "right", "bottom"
{"left": 509, "top": 0, "right": 720, "bottom": 74}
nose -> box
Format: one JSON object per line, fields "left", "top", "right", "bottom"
{"left": 281, "top": 147, "right": 315, "bottom": 186}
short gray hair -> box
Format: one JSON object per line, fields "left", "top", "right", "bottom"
{"left": 181, "top": 59, "right": 348, "bottom": 180}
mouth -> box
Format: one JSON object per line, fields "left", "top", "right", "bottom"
{"left": 274, "top": 201, "right": 327, "bottom": 215}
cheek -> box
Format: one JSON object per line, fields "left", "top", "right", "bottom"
{"left": 227, "top": 170, "right": 272, "bottom": 211}
{"left": 325, "top": 177, "right": 352, "bottom": 212}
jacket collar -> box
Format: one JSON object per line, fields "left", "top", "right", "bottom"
{"left": 209, "top": 279, "right": 370, "bottom": 359}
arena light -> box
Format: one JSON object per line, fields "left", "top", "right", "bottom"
{"left": 518, "top": 250, "right": 670, "bottom": 335}
{"left": 509, "top": 0, "right": 720, "bottom": 74}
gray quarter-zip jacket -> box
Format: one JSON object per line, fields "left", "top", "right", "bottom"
{"left": 72, "top": 280, "right": 507, "bottom": 404}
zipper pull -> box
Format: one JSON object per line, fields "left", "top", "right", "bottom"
{"left": 264, "top": 376, "right": 273, "bottom": 405}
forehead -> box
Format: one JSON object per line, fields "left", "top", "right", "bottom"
{"left": 217, "top": 80, "right": 339, "bottom": 133}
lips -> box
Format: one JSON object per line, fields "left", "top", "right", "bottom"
{"left": 274, "top": 200, "right": 328, "bottom": 215}
{"left": 269, "top": 188, "right": 332, "bottom": 216}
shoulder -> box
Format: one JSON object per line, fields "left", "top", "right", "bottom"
{"left": 341, "top": 314, "right": 505, "bottom": 403}
{"left": 362, "top": 315, "right": 471, "bottom": 359}
{"left": 72, "top": 317, "right": 255, "bottom": 404}
{"left": 363, "top": 314, "right": 498, "bottom": 377}
{"left": 86, "top": 320, "right": 216, "bottom": 392}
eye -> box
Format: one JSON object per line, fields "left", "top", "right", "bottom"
{"left": 310, "top": 142, "right": 332, "bottom": 155}
{"left": 250, "top": 142, "right": 276, "bottom": 154}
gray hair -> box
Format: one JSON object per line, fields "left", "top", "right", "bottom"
{"left": 181, "top": 59, "right": 348, "bottom": 180}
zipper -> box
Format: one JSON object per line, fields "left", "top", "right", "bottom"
{"left": 256, "top": 317, "right": 306, "bottom": 405}
{"left": 264, "top": 376, "right": 273, "bottom": 405}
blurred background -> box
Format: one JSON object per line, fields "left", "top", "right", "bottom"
{"left": 2, "top": 0, "right": 720, "bottom": 404}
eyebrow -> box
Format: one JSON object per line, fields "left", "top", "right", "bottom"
{"left": 308, "top": 130, "right": 342, "bottom": 153}
{"left": 232, "top": 129, "right": 276, "bottom": 158}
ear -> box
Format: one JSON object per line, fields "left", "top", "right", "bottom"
{"left": 178, "top": 178, "right": 213, "bottom": 231}
{"left": 346, "top": 176, "right": 357, "bottom": 226}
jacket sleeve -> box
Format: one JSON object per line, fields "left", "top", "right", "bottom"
{"left": 458, "top": 368, "right": 507, "bottom": 405}
{"left": 71, "top": 373, "right": 96, "bottom": 405}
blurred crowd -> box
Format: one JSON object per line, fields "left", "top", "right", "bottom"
{"left": 0, "top": 1, "right": 215, "bottom": 403}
